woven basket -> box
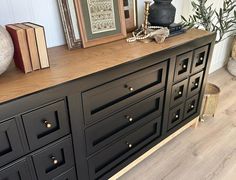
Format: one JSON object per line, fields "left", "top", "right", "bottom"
{"left": 200, "top": 83, "right": 220, "bottom": 119}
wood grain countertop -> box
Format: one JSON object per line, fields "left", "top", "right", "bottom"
{"left": 0, "top": 29, "right": 213, "bottom": 104}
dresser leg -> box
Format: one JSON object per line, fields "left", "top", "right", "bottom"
{"left": 191, "top": 116, "right": 199, "bottom": 128}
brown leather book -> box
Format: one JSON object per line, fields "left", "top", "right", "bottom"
{"left": 16, "top": 24, "right": 41, "bottom": 71}
{"left": 6, "top": 25, "right": 33, "bottom": 73}
{"left": 24, "top": 23, "right": 50, "bottom": 69}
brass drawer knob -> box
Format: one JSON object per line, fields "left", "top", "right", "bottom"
{"left": 129, "top": 87, "right": 134, "bottom": 92}
{"left": 44, "top": 120, "right": 52, "bottom": 128}
{"left": 125, "top": 85, "right": 134, "bottom": 92}
{"left": 51, "top": 156, "right": 58, "bottom": 165}
{"left": 127, "top": 143, "right": 132, "bottom": 148}
{"left": 125, "top": 115, "right": 133, "bottom": 122}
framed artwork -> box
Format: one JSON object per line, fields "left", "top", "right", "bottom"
{"left": 73, "top": 0, "right": 127, "bottom": 48}
{"left": 123, "top": 0, "right": 138, "bottom": 32}
{"left": 58, "top": 0, "right": 82, "bottom": 50}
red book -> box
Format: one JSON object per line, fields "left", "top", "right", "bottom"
{"left": 6, "top": 25, "right": 32, "bottom": 73}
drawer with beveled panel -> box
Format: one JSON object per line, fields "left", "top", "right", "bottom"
{"left": 0, "top": 118, "right": 24, "bottom": 168}
{"left": 21, "top": 100, "right": 70, "bottom": 151}
{"left": 88, "top": 117, "right": 162, "bottom": 180}
{"left": 82, "top": 61, "right": 167, "bottom": 126}
{"left": 170, "top": 79, "right": 188, "bottom": 108}
{"left": 174, "top": 51, "right": 193, "bottom": 83}
{"left": 32, "top": 136, "right": 75, "bottom": 180}
{"left": 0, "top": 158, "right": 33, "bottom": 180}
{"left": 184, "top": 94, "right": 199, "bottom": 119}
{"left": 167, "top": 104, "right": 185, "bottom": 130}
{"left": 192, "top": 45, "right": 209, "bottom": 73}
{"left": 187, "top": 71, "right": 204, "bottom": 98}
{"left": 85, "top": 91, "right": 164, "bottom": 155}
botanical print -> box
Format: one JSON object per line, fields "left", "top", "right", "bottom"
{"left": 87, "top": 0, "right": 117, "bottom": 34}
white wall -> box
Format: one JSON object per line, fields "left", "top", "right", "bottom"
{"left": 0, "top": 0, "right": 185, "bottom": 48}
{"left": 0, "top": 0, "right": 65, "bottom": 48}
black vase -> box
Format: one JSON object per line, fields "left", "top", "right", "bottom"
{"left": 148, "top": 0, "right": 176, "bottom": 27}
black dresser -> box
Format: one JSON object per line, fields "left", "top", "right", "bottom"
{"left": 0, "top": 30, "right": 216, "bottom": 180}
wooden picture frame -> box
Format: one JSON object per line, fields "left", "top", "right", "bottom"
{"left": 124, "top": 0, "right": 138, "bottom": 32}
{"left": 58, "top": 0, "right": 82, "bottom": 50}
{"left": 73, "top": 0, "right": 127, "bottom": 48}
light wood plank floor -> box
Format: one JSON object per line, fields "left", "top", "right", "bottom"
{"left": 119, "top": 68, "right": 236, "bottom": 180}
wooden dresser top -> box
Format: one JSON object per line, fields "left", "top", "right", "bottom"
{"left": 0, "top": 29, "right": 213, "bottom": 104}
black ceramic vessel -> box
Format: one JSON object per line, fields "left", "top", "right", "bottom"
{"left": 148, "top": 0, "right": 176, "bottom": 27}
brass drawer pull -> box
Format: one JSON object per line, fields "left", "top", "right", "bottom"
{"left": 125, "top": 115, "right": 133, "bottom": 122}
{"left": 51, "top": 156, "right": 58, "bottom": 165}
{"left": 44, "top": 120, "right": 52, "bottom": 128}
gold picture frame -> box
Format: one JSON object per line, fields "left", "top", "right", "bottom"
{"left": 58, "top": 0, "right": 82, "bottom": 50}
{"left": 73, "top": 0, "right": 127, "bottom": 48}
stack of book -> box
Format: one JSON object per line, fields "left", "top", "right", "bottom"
{"left": 6, "top": 23, "right": 50, "bottom": 73}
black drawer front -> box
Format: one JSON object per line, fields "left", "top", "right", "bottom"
{"left": 32, "top": 136, "right": 74, "bottom": 180}
{"left": 174, "top": 51, "right": 193, "bottom": 82}
{"left": 0, "top": 119, "right": 24, "bottom": 168}
{"left": 85, "top": 91, "right": 164, "bottom": 155}
{"left": 170, "top": 79, "right": 188, "bottom": 107}
{"left": 22, "top": 100, "right": 70, "bottom": 151}
{"left": 184, "top": 95, "right": 199, "bottom": 119}
{"left": 192, "top": 45, "right": 209, "bottom": 73}
{"left": 187, "top": 71, "right": 204, "bottom": 98}
{"left": 88, "top": 117, "right": 162, "bottom": 179}
{"left": 0, "top": 159, "right": 32, "bottom": 180}
{"left": 168, "top": 104, "right": 184, "bottom": 130}
{"left": 53, "top": 167, "right": 77, "bottom": 180}
{"left": 82, "top": 61, "right": 167, "bottom": 125}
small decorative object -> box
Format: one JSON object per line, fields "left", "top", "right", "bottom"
{"left": 0, "top": 26, "right": 14, "bottom": 75}
{"left": 123, "top": 0, "right": 138, "bottom": 32}
{"left": 232, "top": 36, "right": 236, "bottom": 60}
{"left": 182, "top": 0, "right": 236, "bottom": 43}
{"left": 58, "top": 0, "right": 82, "bottom": 50}
{"left": 73, "top": 0, "right": 127, "bottom": 48}
{"left": 200, "top": 83, "right": 220, "bottom": 121}
{"left": 227, "top": 37, "right": 236, "bottom": 77}
{"left": 227, "top": 58, "right": 236, "bottom": 77}
{"left": 127, "top": 1, "right": 170, "bottom": 43}
{"left": 148, "top": 0, "right": 176, "bottom": 27}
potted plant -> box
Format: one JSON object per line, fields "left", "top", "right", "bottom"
{"left": 181, "top": 0, "right": 236, "bottom": 73}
